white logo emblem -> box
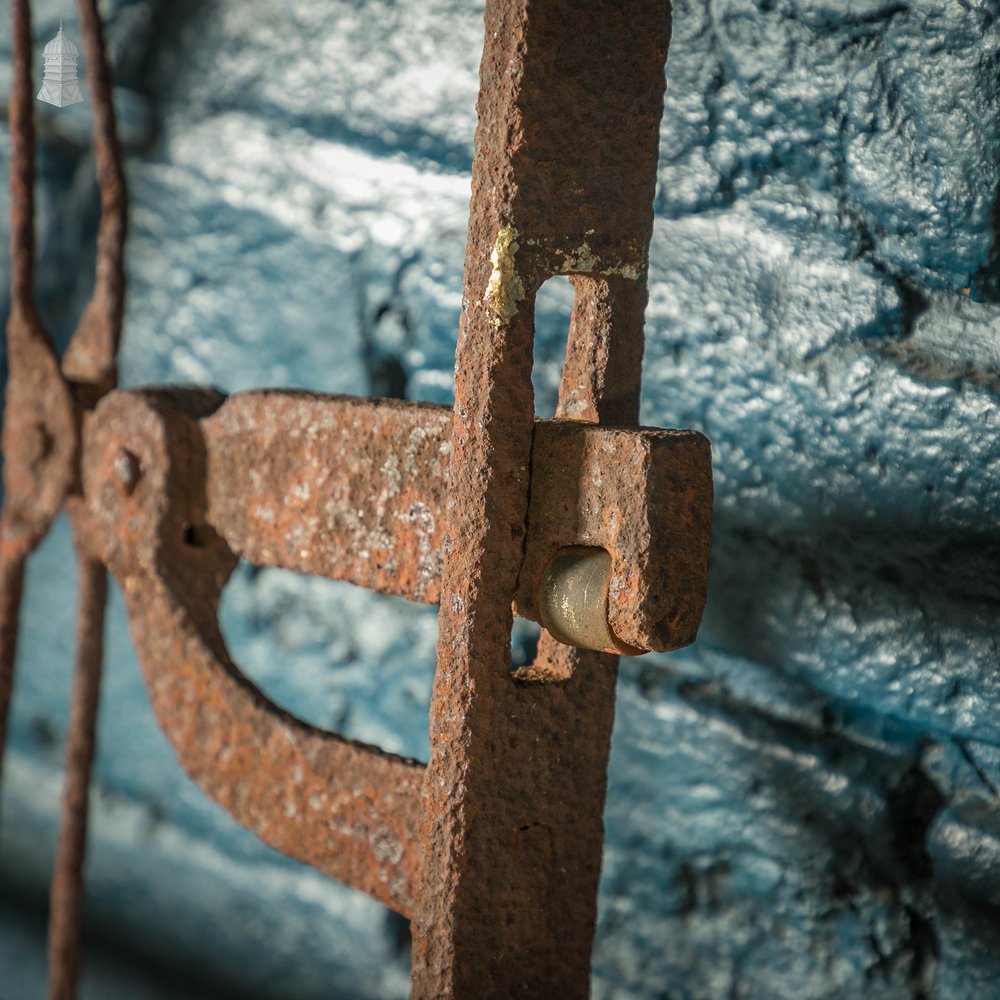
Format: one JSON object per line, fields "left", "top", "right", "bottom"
{"left": 37, "top": 20, "right": 84, "bottom": 108}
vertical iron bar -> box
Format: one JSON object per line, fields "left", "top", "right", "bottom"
{"left": 7, "top": 0, "right": 36, "bottom": 320}
{"left": 0, "top": 0, "right": 39, "bottom": 803}
{"left": 47, "top": 0, "right": 128, "bottom": 994}
{"left": 0, "top": 553, "right": 27, "bottom": 799}
{"left": 63, "top": 0, "right": 128, "bottom": 395}
{"left": 45, "top": 542, "right": 106, "bottom": 1000}
{"left": 413, "top": 2, "right": 669, "bottom": 994}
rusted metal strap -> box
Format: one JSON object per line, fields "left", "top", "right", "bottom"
{"left": 62, "top": 0, "right": 128, "bottom": 401}
{"left": 48, "top": 0, "right": 127, "bottom": 993}
{"left": 195, "top": 391, "right": 708, "bottom": 654}
{"left": 414, "top": 2, "right": 674, "bottom": 995}
{"left": 85, "top": 389, "right": 425, "bottom": 915}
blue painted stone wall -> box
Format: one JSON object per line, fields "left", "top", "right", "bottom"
{"left": 2, "top": 1, "right": 1000, "bottom": 997}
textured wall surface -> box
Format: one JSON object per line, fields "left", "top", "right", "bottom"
{"left": 3, "top": 0, "right": 1000, "bottom": 997}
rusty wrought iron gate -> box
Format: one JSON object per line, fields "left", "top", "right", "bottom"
{"left": 1, "top": 1, "right": 713, "bottom": 997}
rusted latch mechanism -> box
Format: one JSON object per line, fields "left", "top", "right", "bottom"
{"left": 80, "top": 1, "right": 711, "bottom": 997}
{"left": 83, "top": 387, "right": 710, "bottom": 906}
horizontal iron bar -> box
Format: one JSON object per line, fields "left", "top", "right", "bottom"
{"left": 198, "top": 390, "right": 711, "bottom": 653}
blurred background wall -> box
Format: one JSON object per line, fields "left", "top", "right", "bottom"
{"left": 3, "top": 0, "right": 1000, "bottom": 996}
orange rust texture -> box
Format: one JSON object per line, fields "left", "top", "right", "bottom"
{"left": 413, "top": 2, "right": 674, "bottom": 997}
{"left": 45, "top": 544, "right": 106, "bottom": 1000}
{"left": 196, "top": 391, "right": 709, "bottom": 653}
{"left": 60, "top": 0, "right": 128, "bottom": 402}
{"left": 69, "top": 2, "right": 710, "bottom": 998}
{"left": 202, "top": 392, "right": 453, "bottom": 605}
{"left": 512, "top": 422, "right": 711, "bottom": 652}
{"left": 2, "top": 4, "right": 126, "bottom": 996}
{"left": 81, "top": 364, "right": 711, "bottom": 920}
{"left": 84, "top": 390, "right": 427, "bottom": 915}
{"left": 2, "top": 0, "right": 77, "bottom": 573}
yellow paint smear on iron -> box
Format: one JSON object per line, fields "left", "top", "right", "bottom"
{"left": 485, "top": 224, "right": 525, "bottom": 327}
{"left": 557, "top": 240, "right": 641, "bottom": 279}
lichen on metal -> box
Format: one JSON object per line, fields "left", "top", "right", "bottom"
{"left": 484, "top": 223, "right": 525, "bottom": 327}
{"left": 525, "top": 235, "right": 645, "bottom": 280}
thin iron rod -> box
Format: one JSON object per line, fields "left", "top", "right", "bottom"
{"left": 8, "top": 0, "right": 36, "bottom": 321}
{"left": 48, "top": 0, "right": 128, "bottom": 1000}
{"left": 45, "top": 544, "right": 107, "bottom": 1000}
{"left": 64, "top": 0, "right": 128, "bottom": 393}
{"left": 77, "top": 0, "right": 127, "bottom": 284}
{"left": 0, "top": 552, "right": 27, "bottom": 800}
{"left": 47, "top": 2, "right": 127, "bottom": 996}
{"left": 0, "top": 0, "right": 40, "bottom": 806}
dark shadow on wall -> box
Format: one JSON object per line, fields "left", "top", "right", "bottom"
{"left": 699, "top": 509, "right": 1000, "bottom": 742}
{"left": 678, "top": 676, "right": 949, "bottom": 997}
{"left": 618, "top": 651, "right": 1000, "bottom": 999}
{"left": 0, "top": 877, "right": 248, "bottom": 1000}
